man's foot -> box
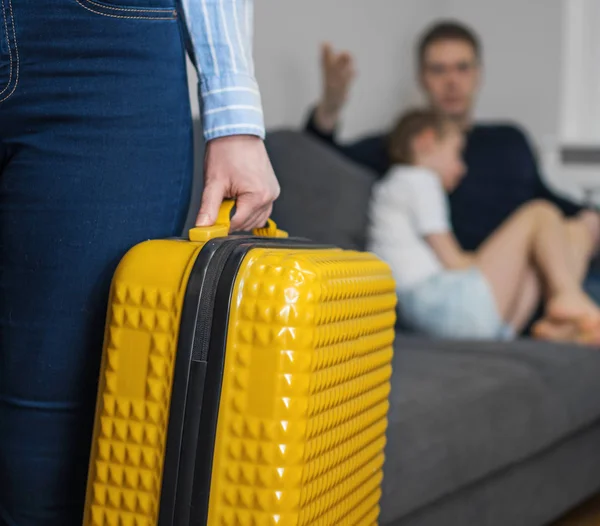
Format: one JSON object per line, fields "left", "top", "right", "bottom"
{"left": 546, "top": 290, "right": 600, "bottom": 323}
{"left": 533, "top": 317, "right": 600, "bottom": 347}
{"left": 532, "top": 319, "right": 578, "bottom": 343}
{"left": 577, "top": 316, "right": 600, "bottom": 346}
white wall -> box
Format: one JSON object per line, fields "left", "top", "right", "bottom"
{"left": 436, "top": 0, "right": 564, "bottom": 151}
{"left": 253, "top": 1, "right": 443, "bottom": 139}
{"left": 189, "top": 1, "right": 565, "bottom": 150}
{"left": 188, "top": 0, "right": 439, "bottom": 139}
{"left": 436, "top": 0, "right": 574, "bottom": 193}
{"left": 560, "top": 0, "right": 600, "bottom": 144}
{"left": 187, "top": 0, "right": 588, "bottom": 200}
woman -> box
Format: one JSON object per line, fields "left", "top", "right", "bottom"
{"left": 0, "top": 1, "right": 278, "bottom": 524}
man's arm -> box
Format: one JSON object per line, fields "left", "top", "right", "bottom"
{"left": 303, "top": 44, "right": 389, "bottom": 177}
{"left": 304, "top": 108, "right": 390, "bottom": 176}
{"left": 180, "top": 0, "right": 279, "bottom": 231}
{"left": 512, "top": 126, "right": 584, "bottom": 217}
{"left": 536, "top": 179, "right": 584, "bottom": 217}
{"left": 308, "top": 43, "right": 355, "bottom": 138}
{"left": 304, "top": 107, "right": 339, "bottom": 149}
{"left": 507, "top": 126, "right": 600, "bottom": 260}
{"left": 520, "top": 128, "right": 600, "bottom": 257}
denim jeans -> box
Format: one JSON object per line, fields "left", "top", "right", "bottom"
{"left": 0, "top": 1, "right": 193, "bottom": 524}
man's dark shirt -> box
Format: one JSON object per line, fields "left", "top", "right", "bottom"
{"left": 305, "top": 111, "right": 583, "bottom": 250}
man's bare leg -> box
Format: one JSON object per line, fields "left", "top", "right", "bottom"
{"left": 533, "top": 215, "right": 600, "bottom": 342}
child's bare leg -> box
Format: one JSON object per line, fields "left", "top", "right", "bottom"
{"left": 475, "top": 200, "right": 598, "bottom": 326}
{"left": 497, "top": 214, "right": 593, "bottom": 334}
{"left": 473, "top": 202, "right": 547, "bottom": 322}
{"left": 505, "top": 268, "right": 541, "bottom": 333}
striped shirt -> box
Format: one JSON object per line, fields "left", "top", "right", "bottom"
{"left": 179, "top": 0, "right": 265, "bottom": 141}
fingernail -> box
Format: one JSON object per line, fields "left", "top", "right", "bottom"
{"left": 197, "top": 214, "right": 211, "bottom": 226}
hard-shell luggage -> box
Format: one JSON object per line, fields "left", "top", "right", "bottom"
{"left": 83, "top": 201, "right": 397, "bottom": 526}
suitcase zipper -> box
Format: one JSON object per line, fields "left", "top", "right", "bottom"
{"left": 191, "top": 237, "right": 322, "bottom": 363}
{"left": 163, "top": 237, "right": 331, "bottom": 526}
{"left": 160, "top": 237, "right": 244, "bottom": 526}
{"left": 191, "top": 240, "right": 240, "bottom": 362}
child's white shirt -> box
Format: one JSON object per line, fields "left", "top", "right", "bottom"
{"left": 367, "top": 165, "right": 451, "bottom": 291}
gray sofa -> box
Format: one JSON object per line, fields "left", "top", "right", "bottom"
{"left": 264, "top": 130, "right": 600, "bottom": 526}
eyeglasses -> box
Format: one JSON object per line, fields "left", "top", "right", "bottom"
{"left": 424, "top": 61, "right": 478, "bottom": 76}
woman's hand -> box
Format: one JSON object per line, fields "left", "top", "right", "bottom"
{"left": 196, "top": 135, "right": 280, "bottom": 232}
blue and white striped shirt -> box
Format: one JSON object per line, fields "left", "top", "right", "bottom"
{"left": 179, "top": 0, "right": 265, "bottom": 141}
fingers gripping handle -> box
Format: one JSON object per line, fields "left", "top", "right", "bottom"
{"left": 189, "top": 200, "right": 288, "bottom": 242}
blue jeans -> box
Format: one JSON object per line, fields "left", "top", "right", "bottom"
{"left": 0, "top": 1, "right": 193, "bottom": 524}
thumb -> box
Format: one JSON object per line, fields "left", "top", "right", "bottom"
{"left": 196, "top": 182, "right": 225, "bottom": 227}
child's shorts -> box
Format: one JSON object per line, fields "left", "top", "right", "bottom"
{"left": 397, "top": 267, "right": 515, "bottom": 340}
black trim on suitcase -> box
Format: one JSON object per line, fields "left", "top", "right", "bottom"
{"left": 160, "top": 236, "right": 328, "bottom": 526}
{"left": 158, "top": 237, "right": 231, "bottom": 526}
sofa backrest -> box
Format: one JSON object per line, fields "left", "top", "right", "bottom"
{"left": 266, "top": 130, "right": 376, "bottom": 250}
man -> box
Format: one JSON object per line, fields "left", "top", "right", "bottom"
{"left": 304, "top": 21, "right": 600, "bottom": 257}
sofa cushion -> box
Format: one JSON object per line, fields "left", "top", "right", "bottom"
{"left": 385, "top": 423, "right": 600, "bottom": 526}
{"left": 380, "top": 337, "right": 600, "bottom": 523}
{"left": 265, "top": 130, "right": 376, "bottom": 250}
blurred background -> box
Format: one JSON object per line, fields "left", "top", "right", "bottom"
{"left": 188, "top": 0, "right": 600, "bottom": 206}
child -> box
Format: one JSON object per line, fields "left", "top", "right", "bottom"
{"left": 367, "top": 108, "right": 600, "bottom": 343}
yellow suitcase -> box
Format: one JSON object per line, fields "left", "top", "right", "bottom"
{"left": 83, "top": 201, "right": 397, "bottom": 526}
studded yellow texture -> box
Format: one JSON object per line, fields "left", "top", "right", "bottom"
{"left": 83, "top": 240, "right": 204, "bottom": 526}
{"left": 84, "top": 239, "right": 396, "bottom": 526}
{"left": 207, "top": 248, "right": 396, "bottom": 526}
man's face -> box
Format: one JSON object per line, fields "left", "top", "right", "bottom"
{"left": 420, "top": 39, "right": 481, "bottom": 121}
